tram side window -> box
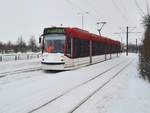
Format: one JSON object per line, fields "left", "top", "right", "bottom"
{"left": 117, "top": 45, "right": 120, "bottom": 53}
{"left": 111, "top": 45, "right": 114, "bottom": 53}
{"left": 80, "top": 40, "right": 89, "bottom": 57}
{"left": 115, "top": 45, "right": 117, "bottom": 53}
{"left": 110, "top": 45, "right": 112, "bottom": 53}
{"left": 114, "top": 45, "right": 118, "bottom": 53}
{"left": 95, "top": 42, "right": 100, "bottom": 55}
{"left": 74, "top": 38, "right": 80, "bottom": 58}
{"left": 107, "top": 45, "right": 111, "bottom": 54}
{"left": 92, "top": 42, "right": 97, "bottom": 56}
{"left": 92, "top": 42, "right": 105, "bottom": 56}
{"left": 92, "top": 41, "right": 95, "bottom": 56}
{"left": 74, "top": 39, "right": 89, "bottom": 58}
{"left": 66, "top": 37, "right": 71, "bottom": 57}
{"left": 105, "top": 44, "right": 109, "bottom": 54}
{"left": 99, "top": 43, "right": 105, "bottom": 54}
{"left": 113, "top": 46, "right": 115, "bottom": 53}
{"left": 109, "top": 45, "right": 112, "bottom": 53}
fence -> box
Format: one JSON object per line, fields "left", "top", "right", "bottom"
{"left": 0, "top": 53, "right": 42, "bottom": 62}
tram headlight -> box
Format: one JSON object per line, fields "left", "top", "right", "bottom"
{"left": 60, "top": 56, "right": 64, "bottom": 62}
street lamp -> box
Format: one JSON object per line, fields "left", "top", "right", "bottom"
{"left": 77, "top": 12, "right": 88, "bottom": 29}
{"left": 97, "top": 21, "right": 107, "bottom": 36}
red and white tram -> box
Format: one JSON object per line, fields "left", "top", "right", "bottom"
{"left": 39, "top": 27, "right": 121, "bottom": 70}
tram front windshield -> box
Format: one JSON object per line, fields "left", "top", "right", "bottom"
{"left": 44, "top": 34, "right": 65, "bottom": 53}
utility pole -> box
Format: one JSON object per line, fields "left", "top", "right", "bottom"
{"left": 77, "top": 12, "right": 88, "bottom": 29}
{"left": 82, "top": 15, "right": 83, "bottom": 29}
{"left": 126, "top": 26, "right": 128, "bottom": 56}
{"left": 114, "top": 27, "right": 141, "bottom": 56}
{"left": 136, "top": 38, "right": 138, "bottom": 53}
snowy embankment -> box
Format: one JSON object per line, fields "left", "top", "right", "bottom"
{"left": 0, "top": 53, "right": 150, "bottom": 113}
{"left": 0, "top": 52, "right": 41, "bottom": 62}
{"left": 0, "top": 58, "right": 41, "bottom": 75}
{"left": 72, "top": 54, "right": 150, "bottom": 113}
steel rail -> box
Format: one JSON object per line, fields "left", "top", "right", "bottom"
{"left": 68, "top": 59, "right": 134, "bottom": 113}
{"left": 28, "top": 59, "right": 126, "bottom": 113}
{"left": 0, "top": 67, "right": 41, "bottom": 78}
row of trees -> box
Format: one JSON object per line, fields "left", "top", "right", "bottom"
{"left": 0, "top": 36, "right": 39, "bottom": 53}
{"left": 139, "top": 13, "right": 150, "bottom": 82}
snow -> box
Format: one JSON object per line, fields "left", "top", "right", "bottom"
{"left": 73, "top": 54, "right": 150, "bottom": 113}
{"left": 0, "top": 58, "right": 41, "bottom": 74}
{"left": 111, "top": 63, "right": 150, "bottom": 113}
{"left": 0, "top": 53, "right": 41, "bottom": 62}
{"left": 0, "top": 53, "right": 150, "bottom": 113}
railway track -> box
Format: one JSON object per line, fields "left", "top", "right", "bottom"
{"left": 27, "top": 59, "right": 131, "bottom": 113}
{"left": 68, "top": 59, "right": 134, "bottom": 113}
{"left": 0, "top": 67, "right": 41, "bottom": 78}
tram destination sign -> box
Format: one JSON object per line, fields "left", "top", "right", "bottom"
{"left": 44, "top": 28, "right": 65, "bottom": 34}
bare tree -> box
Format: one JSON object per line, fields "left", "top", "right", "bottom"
{"left": 15, "top": 36, "right": 27, "bottom": 52}
{"left": 128, "top": 44, "right": 137, "bottom": 53}
{"left": 142, "top": 14, "right": 150, "bottom": 59}
{"left": 6, "top": 41, "right": 14, "bottom": 51}
{"left": 28, "top": 36, "right": 37, "bottom": 52}
{"left": 139, "top": 13, "right": 150, "bottom": 82}
{"left": 0, "top": 41, "right": 4, "bottom": 53}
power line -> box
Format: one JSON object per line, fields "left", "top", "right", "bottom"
{"left": 64, "top": 0, "right": 88, "bottom": 13}
{"left": 146, "top": 0, "right": 150, "bottom": 15}
{"left": 117, "top": 0, "right": 135, "bottom": 25}
{"left": 111, "top": 0, "right": 129, "bottom": 23}
{"left": 134, "top": 0, "right": 146, "bottom": 16}
{"left": 64, "top": 0, "right": 103, "bottom": 31}
{"left": 85, "top": 0, "right": 102, "bottom": 19}
{"left": 64, "top": 0, "right": 98, "bottom": 20}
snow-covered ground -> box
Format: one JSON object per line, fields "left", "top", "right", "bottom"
{"left": 0, "top": 53, "right": 41, "bottom": 62}
{"left": 0, "top": 53, "right": 149, "bottom": 113}
{"left": 0, "top": 59, "right": 41, "bottom": 74}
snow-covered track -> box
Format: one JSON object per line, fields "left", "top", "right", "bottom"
{"left": 0, "top": 67, "right": 41, "bottom": 78}
{"left": 68, "top": 59, "right": 134, "bottom": 113}
{"left": 27, "top": 59, "right": 128, "bottom": 113}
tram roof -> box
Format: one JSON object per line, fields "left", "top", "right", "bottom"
{"left": 67, "top": 28, "right": 120, "bottom": 45}
{"left": 43, "top": 27, "right": 120, "bottom": 45}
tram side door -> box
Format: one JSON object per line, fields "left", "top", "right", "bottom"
{"left": 64, "top": 35, "right": 74, "bottom": 68}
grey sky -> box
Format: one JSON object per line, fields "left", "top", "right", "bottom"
{"left": 0, "top": 0, "right": 148, "bottom": 44}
